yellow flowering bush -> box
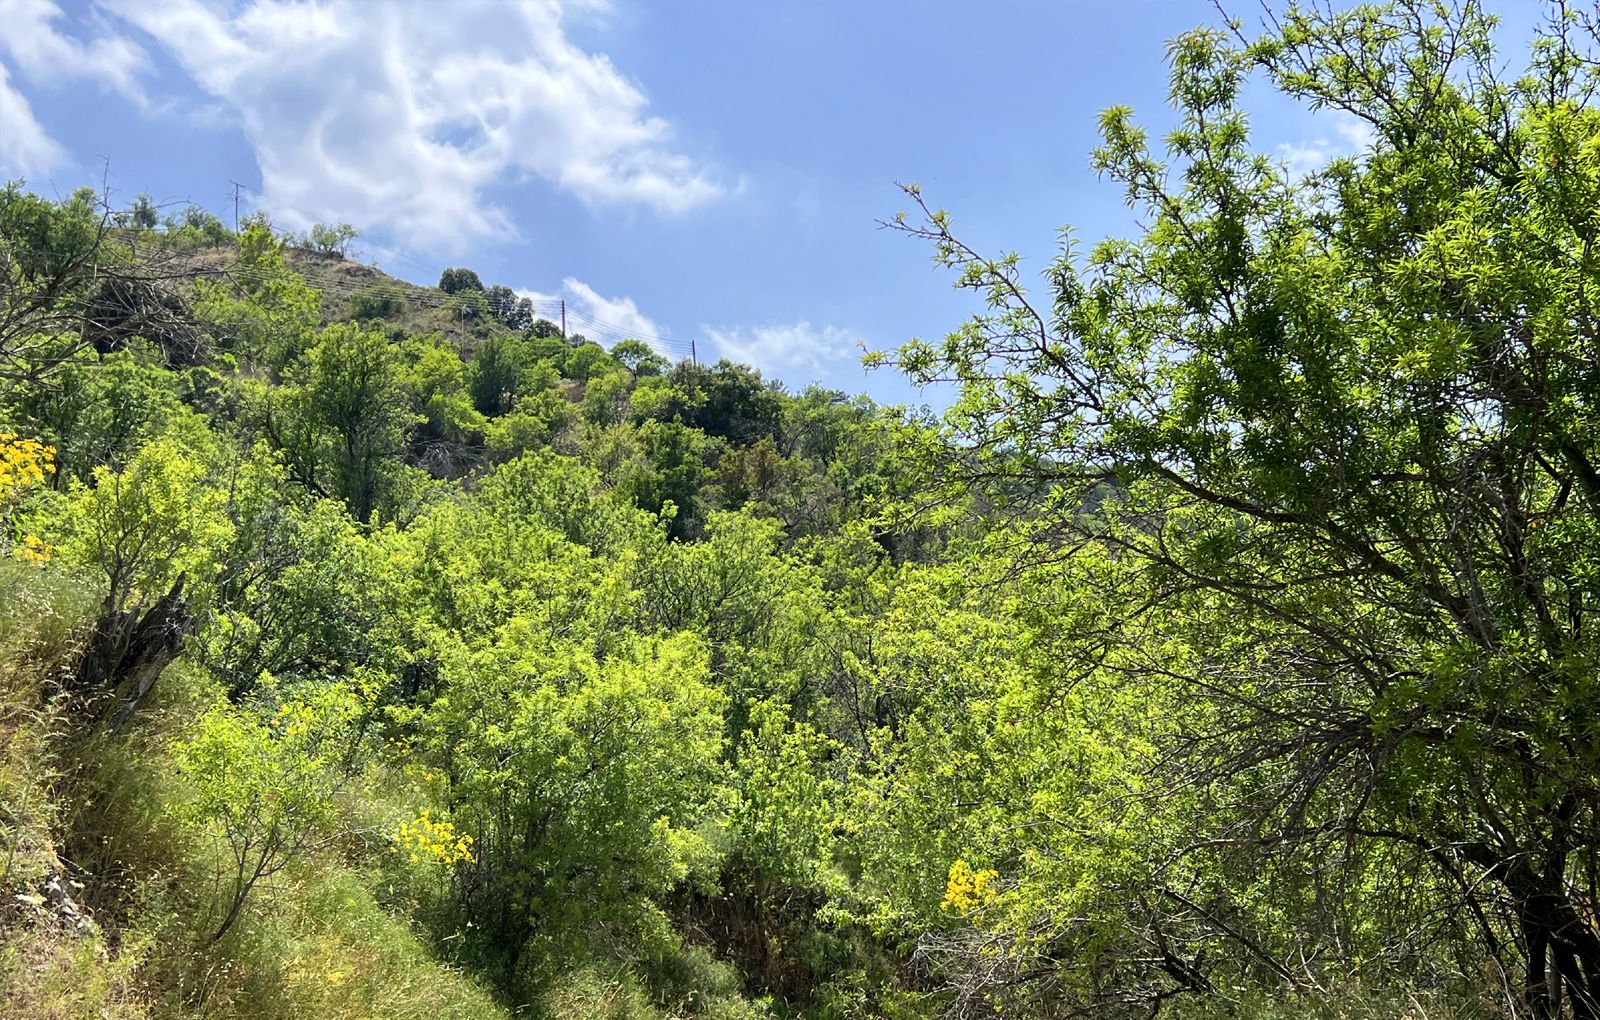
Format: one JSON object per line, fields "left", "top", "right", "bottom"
{"left": 941, "top": 858, "right": 1000, "bottom": 914}
{"left": 269, "top": 700, "right": 319, "bottom": 738}
{"left": 15, "top": 533, "right": 52, "bottom": 565}
{"left": 0, "top": 433, "right": 55, "bottom": 496}
{"left": 397, "top": 810, "right": 474, "bottom": 866}
{"left": 1, "top": 433, "right": 56, "bottom": 564}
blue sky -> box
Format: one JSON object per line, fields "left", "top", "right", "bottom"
{"left": 0, "top": 0, "right": 1543, "bottom": 406}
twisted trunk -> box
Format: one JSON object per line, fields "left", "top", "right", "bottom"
{"left": 73, "top": 576, "right": 191, "bottom": 728}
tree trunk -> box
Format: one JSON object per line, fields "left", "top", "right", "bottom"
{"left": 1510, "top": 868, "right": 1600, "bottom": 1020}
{"left": 73, "top": 576, "right": 191, "bottom": 728}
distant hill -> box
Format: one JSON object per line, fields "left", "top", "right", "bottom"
{"left": 138, "top": 238, "right": 532, "bottom": 349}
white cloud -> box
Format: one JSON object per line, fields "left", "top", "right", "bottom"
{"left": 0, "top": 0, "right": 148, "bottom": 100}
{"left": 515, "top": 287, "right": 560, "bottom": 307}
{"left": 1333, "top": 115, "right": 1378, "bottom": 152}
{"left": 0, "top": 62, "right": 65, "bottom": 176}
{"left": 562, "top": 277, "right": 663, "bottom": 341}
{"left": 703, "top": 321, "right": 860, "bottom": 379}
{"left": 0, "top": 0, "right": 149, "bottom": 176}
{"left": 517, "top": 276, "right": 670, "bottom": 352}
{"left": 101, "top": 0, "right": 722, "bottom": 252}
{"left": 1276, "top": 110, "right": 1376, "bottom": 176}
{"left": 1276, "top": 140, "right": 1335, "bottom": 179}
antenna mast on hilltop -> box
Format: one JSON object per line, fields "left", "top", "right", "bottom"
{"left": 228, "top": 180, "right": 243, "bottom": 233}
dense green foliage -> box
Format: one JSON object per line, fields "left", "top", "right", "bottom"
{"left": 3, "top": 4, "right": 1598, "bottom": 1019}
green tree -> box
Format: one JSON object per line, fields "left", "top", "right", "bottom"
{"left": 205, "top": 452, "right": 391, "bottom": 696}
{"left": 652, "top": 361, "right": 785, "bottom": 445}
{"left": 174, "top": 681, "right": 367, "bottom": 941}
{"left": 61, "top": 437, "right": 232, "bottom": 613}
{"left": 611, "top": 338, "right": 667, "bottom": 381}
{"left": 0, "top": 183, "right": 120, "bottom": 379}
{"left": 432, "top": 633, "right": 726, "bottom": 995}
{"left": 10, "top": 348, "right": 212, "bottom": 480}
{"left": 467, "top": 334, "right": 526, "bottom": 415}
{"left": 579, "top": 368, "right": 631, "bottom": 427}
{"left": 526, "top": 317, "right": 562, "bottom": 340}
{"left": 190, "top": 220, "right": 321, "bottom": 374}
{"left": 261, "top": 323, "right": 416, "bottom": 523}
{"left": 399, "top": 333, "right": 484, "bottom": 475}
{"left": 438, "top": 267, "right": 484, "bottom": 295}
{"left": 117, "top": 193, "right": 159, "bottom": 232}
{"left": 611, "top": 419, "right": 711, "bottom": 540}
{"left": 167, "top": 203, "right": 231, "bottom": 247}
{"left": 881, "top": 3, "right": 1600, "bottom": 1014}
{"left": 483, "top": 385, "right": 574, "bottom": 463}
{"left": 564, "top": 340, "right": 612, "bottom": 381}
{"left": 302, "top": 221, "right": 358, "bottom": 256}
{"left": 311, "top": 324, "right": 416, "bottom": 522}
{"left": 348, "top": 282, "right": 408, "bottom": 321}
{"left": 485, "top": 284, "right": 533, "bottom": 331}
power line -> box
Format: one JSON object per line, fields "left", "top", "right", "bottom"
{"left": 558, "top": 309, "right": 691, "bottom": 355}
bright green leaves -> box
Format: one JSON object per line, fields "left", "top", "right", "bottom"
{"left": 434, "top": 632, "right": 727, "bottom": 986}
{"left": 61, "top": 438, "right": 233, "bottom": 610}
{"left": 191, "top": 220, "right": 321, "bottom": 375}
{"left": 259, "top": 322, "right": 420, "bottom": 523}
{"left": 0, "top": 184, "right": 116, "bottom": 380}
{"left": 886, "top": 8, "right": 1599, "bottom": 1016}
{"left": 729, "top": 701, "right": 846, "bottom": 892}
{"left": 203, "top": 451, "right": 393, "bottom": 696}
{"left": 0, "top": 175, "right": 957, "bottom": 1013}
{"left": 879, "top": 2, "right": 1600, "bottom": 1012}
{"left": 8, "top": 347, "right": 220, "bottom": 481}
{"left": 174, "top": 679, "right": 368, "bottom": 941}
{"left": 398, "top": 333, "right": 485, "bottom": 449}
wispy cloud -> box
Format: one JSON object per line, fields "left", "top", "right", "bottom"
{"left": 517, "top": 277, "right": 670, "bottom": 352}
{"left": 0, "top": 0, "right": 148, "bottom": 100}
{"left": 1276, "top": 110, "right": 1377, "bottom": 176}
{"left": 0, "top": 63, "right": 64, "bottom": 177}
{"left": 0, "top": 0, "right": 149, "bottom": 176}
{"left": 99, "top": 0, "right": 723, "bottom": 251}
{"left": 560, "top": 278, "right": 664, "bottom": 341}
{"left": 703, "top": 321, "right": 861, "bottom": 380}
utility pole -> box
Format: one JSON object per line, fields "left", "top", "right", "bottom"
{"left": 560, "top": 299, "right": 567, "bottom": 340}
{"left": 228, "top": 180, "right": 243, "bottom": 233}
{"left": 691, "top": 338, "right": 698, "bottom": 366}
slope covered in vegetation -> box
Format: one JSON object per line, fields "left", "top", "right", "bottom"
{"left": 3, "top": 4, "right": 1600, "bottom": 1019}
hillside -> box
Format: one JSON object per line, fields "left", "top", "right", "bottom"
{"left": 112, "top": 236, "right": 536, "bottom": 347}
{"left": 0, "top": 188, "right": 931, "bottom": 1020}
{"left": 4, "top": 5, "right": 1600, "bottom": 1019}
{"left": 281, "top": 249, "right": 509, "bottom": 341}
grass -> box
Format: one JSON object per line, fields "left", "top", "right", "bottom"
{"left": 0, "top": 924, "right": 153, "bottom": 1019}
{"left": 0, "top": 560, "right": 510, "bottom": 1020}
{"left": 0, "top": 559, "right": 95, "bottom": 892}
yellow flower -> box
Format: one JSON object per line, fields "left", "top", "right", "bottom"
{"left": 397, "top": 810, "right": 474, "bottom": 865}
{"left": 2, "top": 438, "right": 56, "bottom": 566}
{"left": 941, "top": 858, "right": 1000, "bottom": 914}
{"left": 14, "top": 533, "right": 51, "bottom": 565}
{"left": 0, "top": 435, "right": 55, "bottom": 498}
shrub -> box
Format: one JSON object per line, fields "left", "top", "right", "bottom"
{"left": 349, "top": 283, "right": 408, "bottom": 321}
